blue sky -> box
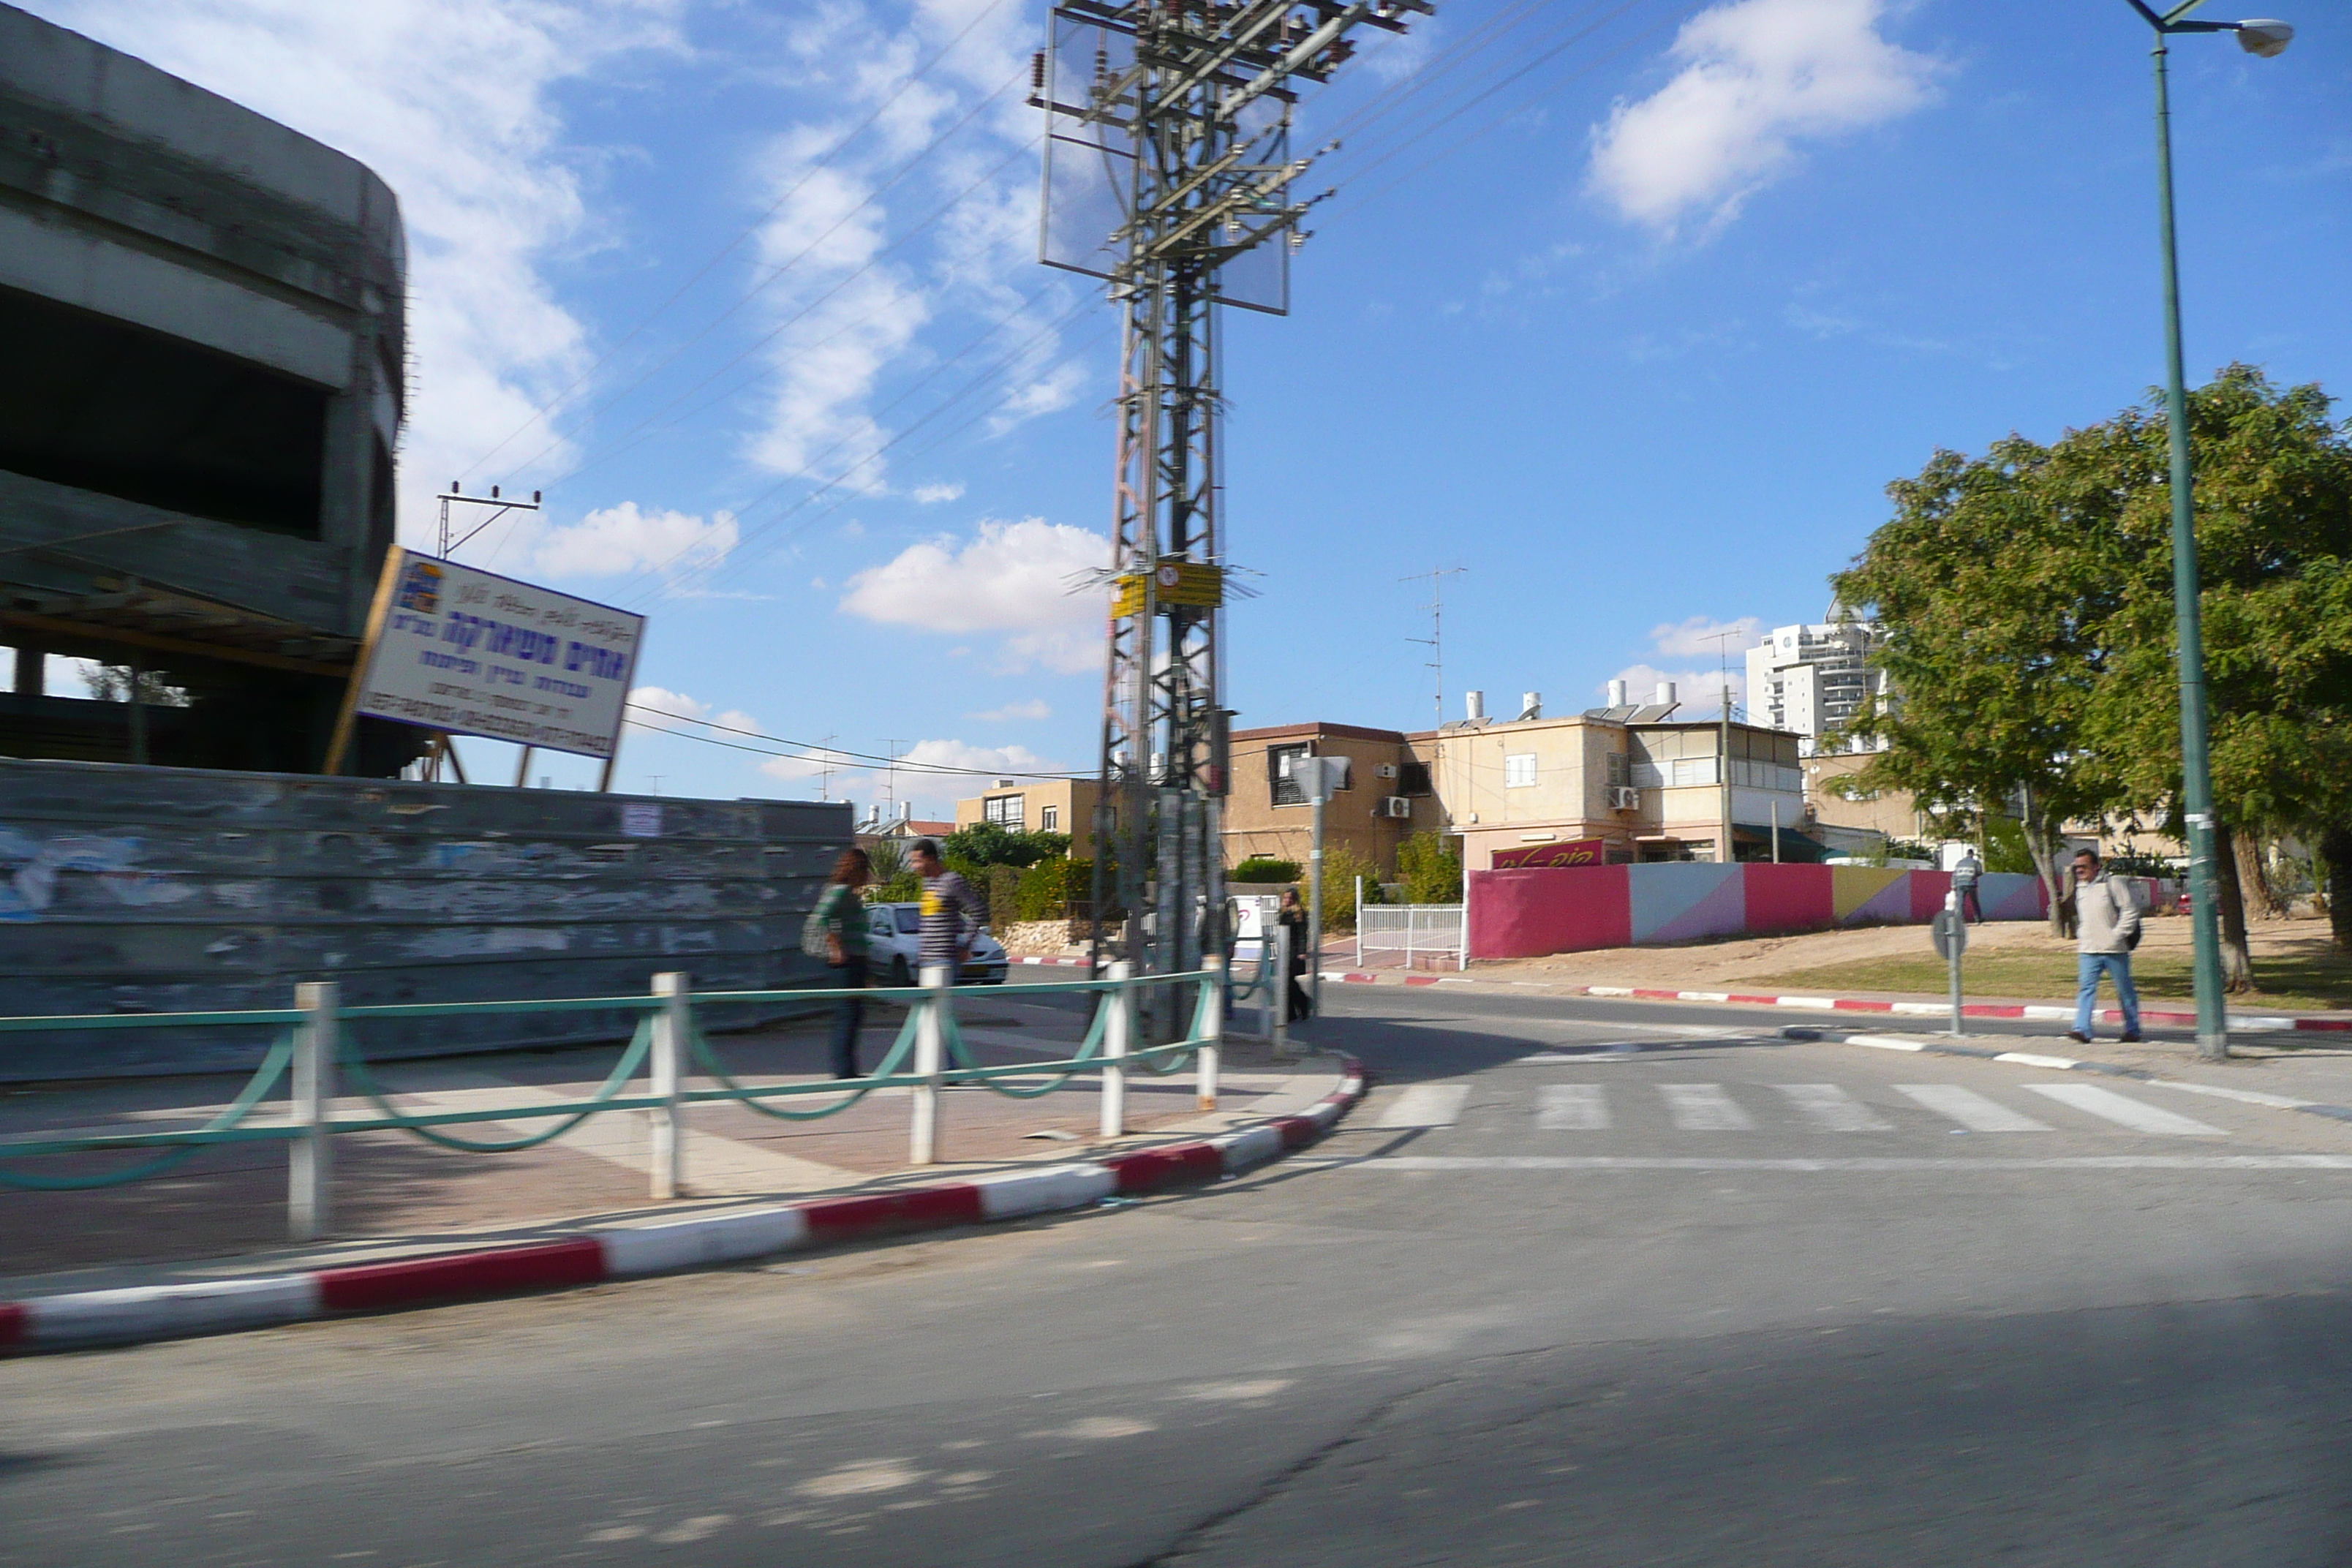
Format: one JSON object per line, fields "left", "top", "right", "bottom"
{"left": 32, "top": 0, "right": 2351, "bottom": 814}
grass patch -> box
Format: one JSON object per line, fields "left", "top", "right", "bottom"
{"left": 1755, "top": 946, "right": 2352, "bottom": 1014}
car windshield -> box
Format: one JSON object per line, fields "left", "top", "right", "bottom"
{"left": 894, "top": 908, "right": 921, "bottom": 933}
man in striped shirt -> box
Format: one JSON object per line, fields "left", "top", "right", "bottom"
{"left": 908, "top": 838, "right": 981, "bottom": 981}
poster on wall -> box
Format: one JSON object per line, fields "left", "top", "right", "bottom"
{"left": 339, "top": 547, "right": 646, "bottom": 761}
{"left": 1490, "top": 837, "right": 1607, "bottom": 870}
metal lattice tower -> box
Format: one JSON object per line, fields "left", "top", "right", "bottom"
{"left": 1034, "top": 0, "right": 1427, "bottom": 992}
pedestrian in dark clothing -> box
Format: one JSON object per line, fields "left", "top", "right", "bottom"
{"left": 815, "top": 848, "right": 872, "bottom": 1077}
{"left": 1278, "top": 886, "right": 1313, "bottom": 1022}
{"left": 908, "top": 838, "right": 981, "bottom": 982}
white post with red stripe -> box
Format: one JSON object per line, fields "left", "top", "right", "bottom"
{"left": 650, "top": 972, "right": 688, "bottom": 1199}
{"left": 1101, "top": 961, "right": 1131, "bottom": 1138}
{"left": 911, "top": 963, "right": 949, "bottom": 1164}
{"left": 1198, "top": 956, "right": 1223, "bottom": 1112}
{"left": 290, "top": 980, "right": 337, "bottom": 1242}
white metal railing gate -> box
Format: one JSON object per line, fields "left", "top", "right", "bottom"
{"left": 1354, "top": 898, "right": 1466, "bottom": 971}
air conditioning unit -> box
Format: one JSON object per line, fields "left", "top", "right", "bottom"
{"left": 1379, "top": 796, "right": 1412, "bottom": 819}
{"left": 1376, "top": 764, "right": 1398, "bottom": 780}
{"left": 1609, "top": 785, "right": 1640, "bottom": 810}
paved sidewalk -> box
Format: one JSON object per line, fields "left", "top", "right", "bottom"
{"left": 1, "top": 993, "right": 1335, "bottom": 1292}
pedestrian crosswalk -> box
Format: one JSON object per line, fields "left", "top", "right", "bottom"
{"left": 1368, "top": 1078, "right": 2265, "bottom": 1139}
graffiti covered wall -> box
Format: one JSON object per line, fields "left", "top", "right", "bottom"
{"left": 0, "top": 758, "right": 848, "bottom": 1079}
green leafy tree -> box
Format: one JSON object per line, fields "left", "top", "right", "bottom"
{"left": 2069, "top": 366, "right": 2352, "bottom": 977}
{"left": 1395, "top": 832, "right": 1463, "bottom": 903}
{"left": 939, "top": 822, "right": 1070, "bottom": 878}
{"left": 1832, "top": 435, "right": 2126, "bottom": 933}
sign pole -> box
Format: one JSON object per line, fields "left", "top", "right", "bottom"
{"left": 320, "top": 543, "right": 406, "bottom": 775}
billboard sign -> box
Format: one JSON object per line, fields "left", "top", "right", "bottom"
{"left": 1490, "top": 838, "right": 1607, "bottom": 870}
{"left": 347, "top": 548, "right": 644, "bottom": 760}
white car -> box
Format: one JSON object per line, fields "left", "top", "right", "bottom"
{"left": 862, "top": 902, "right": 1009, "bottom": 986}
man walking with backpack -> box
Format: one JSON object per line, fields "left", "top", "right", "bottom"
{"left": 2068, "top": 848, "right": 2144, "bottom": 1045}
{"left": 908, "top": 837, "right": 981, "bottom": 984}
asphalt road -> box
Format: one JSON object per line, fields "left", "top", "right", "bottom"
{"left": 11, "top": 984, "right": 2352, "bottom": 1567}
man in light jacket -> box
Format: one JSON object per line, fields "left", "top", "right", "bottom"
{"left": 2068, "top": 848, "right": 2143, "bottom": 1044}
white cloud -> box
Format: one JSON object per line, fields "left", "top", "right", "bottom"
{"left": 530, "top": 501, "right": 738, "bottom": 580}
{"left": 32, "top": 1, "right": 685, "bottom": 549}
{"left": 1648, "top": 614, "right": 1764, "bottom": 659}
{"left": 1588, "top": 0, "right": 1940, "bottom": 233}
{"left": 623, "top": 685, "right": 711, "bottom": 729}
{"left": 734, "top": 0, "right": 1087, "bottom": 490}
{"left": 838, "top": 517, "right": 1109, "bottom": 673}
{"left": 911, "top": 480, "right": 967, "bottom": 505}
{"left": 968, "top": 698, "right": 1050, "bottom": 722}
{"left": 759, "top": 736, "right": 1066, "bottom": 818}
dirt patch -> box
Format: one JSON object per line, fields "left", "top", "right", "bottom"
{"left": 1467, "top": 913, "right": 2352, "bottom": 1012}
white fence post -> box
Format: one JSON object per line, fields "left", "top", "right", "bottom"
{"left": 1273, "top": 924, "right": 1293, "bottom": 1055}
{"left": 1101, "top": 960, "right": 1132, "bottom": 1138}
{"left": 1354, "top": 876, "right": 1363, "bottom": 969}
{"left": 911, "top": 962, "right": 949, "bottom": 1164}
{"left": 290, "top": 980, "right": 337, "bottom": 1242}
{"left": 650, "top": 972, "right": 690, "bottom": 1199}
{"left": 1198, "top": 955, "right": 1224, "bottom": 1112}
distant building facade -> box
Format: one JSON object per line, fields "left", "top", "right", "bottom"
{"left": 1222, "top": 722, "right": 1442, "bottom": 878}
{"left": 0, "top": 7, "right": 415, "bottom": 775}
{"left": 1433, "top": 686, "right": 1816, "bottom": 870}
{"left": 1744, "top": 609, "right": 1893, "bottom": 757}
{"left": 951, "top": 777, "right": 1100, "bottom": 858}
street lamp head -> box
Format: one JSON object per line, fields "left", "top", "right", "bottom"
{"left": 2234, "top": 19, "right": 2293, "bottom": 56}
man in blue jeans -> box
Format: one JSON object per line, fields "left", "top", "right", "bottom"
{"left": 2068, "top": 848, "right": 2144, "bottom": 1044}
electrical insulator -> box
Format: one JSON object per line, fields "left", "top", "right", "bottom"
{"left": 1030, "top": 50, "right": 1046, "bottom": 94}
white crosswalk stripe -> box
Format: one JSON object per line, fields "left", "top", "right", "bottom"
{"left": 2023, "top": 1082, "right": 2227, "bottom": 1136}
{"left": 1892, "top": 1084, "right": 2054, "bottom": 1132}
{"left": 1536, "top": 1084, "right": 1609, "bottom": 1130}
{"left": 1658, "top": 1083, "right": 1753, "bottom": 1131}
{"left": 1376, "top": 1083, "right": 1471, "bottom": 1128}
{"left": 1774, "top": 1083, "right": 1891, "bottom": 1132}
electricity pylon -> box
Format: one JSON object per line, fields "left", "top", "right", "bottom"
{"left": 1033, "top": 0, "right": 1428, "bottom": 995}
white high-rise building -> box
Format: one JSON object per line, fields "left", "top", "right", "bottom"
{"left": 1745, "top": 606, "right": 1893, "bottom": 756}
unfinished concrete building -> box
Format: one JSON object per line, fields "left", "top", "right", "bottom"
{"left": 0, "top": 4, "right": 418, "bottom": 774}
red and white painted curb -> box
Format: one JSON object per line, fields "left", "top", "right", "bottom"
{"left": 0, "top": 1058, "right": 1365, "bottom": 1355}
{"left": 1322, "top": 968, "right": 2352, "bottom": 1035}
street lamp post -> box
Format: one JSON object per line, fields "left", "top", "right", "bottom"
{"left": 2120, "top": 2, "right": 2292, "bottom": 1063}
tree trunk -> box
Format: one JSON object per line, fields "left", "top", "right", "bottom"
{"left": 2021, "top": 787, "right": 2072, "bottom": 936}
{"left": 2323, "top": 825, "right": 2352, "bottom": 953}
{"left": 2234, "top": 832, "right": 2285, "bottom": 919}
{"left": 2214, "top": 822, "right": 2256, "bottom": 992}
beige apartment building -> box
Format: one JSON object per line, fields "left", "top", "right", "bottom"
{"left": 1429, "top": 693, "right": 1815, "bottom": 870}
{"left": 951, "top": 777, "right": 1101, "bottom": 858}
{"left": 1223, "top": 721, "right": 1444, "bottom": 877}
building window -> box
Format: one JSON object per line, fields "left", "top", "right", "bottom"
{"left": 1607, "top": 751, "right": 1629, "bottom": 788}
{"left": 983, "top": 794, "right": 1025, "bottom": 828}
{"left": 1269, "top": 743, "right": 1311, "bottom": 806}
{"left": 1505, "top": 753, "right": 1537, "bottom": 789}
{"left": 1398, "top": 761, "right": 1432, "bottom": 796}
{"left": 1041, "top": 804, "right": 1059, "bottom": 832}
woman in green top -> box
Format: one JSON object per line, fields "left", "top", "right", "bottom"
{"left": 817, "top": 848, "right": 872, "bottom": 1077}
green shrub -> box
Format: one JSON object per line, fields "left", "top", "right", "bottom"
{"left": 1396, "top": 831, "right": 1463, "bottom": 903}
{"left": 1232, "top": 855, "right": 1301, "bottom": 884}
{"left": 1320, "top": 845, "right": 1382, "bottom": 932}
{"left": 1014, "top": 856, "right": 1092, "bottom": 921}
{"left": 865, "top": 869, "right": 919, "bottom": 904}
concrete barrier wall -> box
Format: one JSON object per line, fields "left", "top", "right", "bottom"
{"left": 0, "top": 758, "right": 848, "bottom": 1079}
{"left": 1467, "top": 862, "right": 2062, "bottom": 962}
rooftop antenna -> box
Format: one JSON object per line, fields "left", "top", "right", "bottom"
{"left": 1401, "top": 566, "right": 1468, "bottom": 726}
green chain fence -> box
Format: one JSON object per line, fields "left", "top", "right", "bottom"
{"left": 0, "top": 957, "right": 1226, "bottom": 1237}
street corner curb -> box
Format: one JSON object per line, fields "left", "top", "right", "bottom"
{"left": 1825, "top": 1029, "right": 2352, "bottom": 1128}
{"left": 0, "top": 1054, "right": 1369, "bottom": 1357}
